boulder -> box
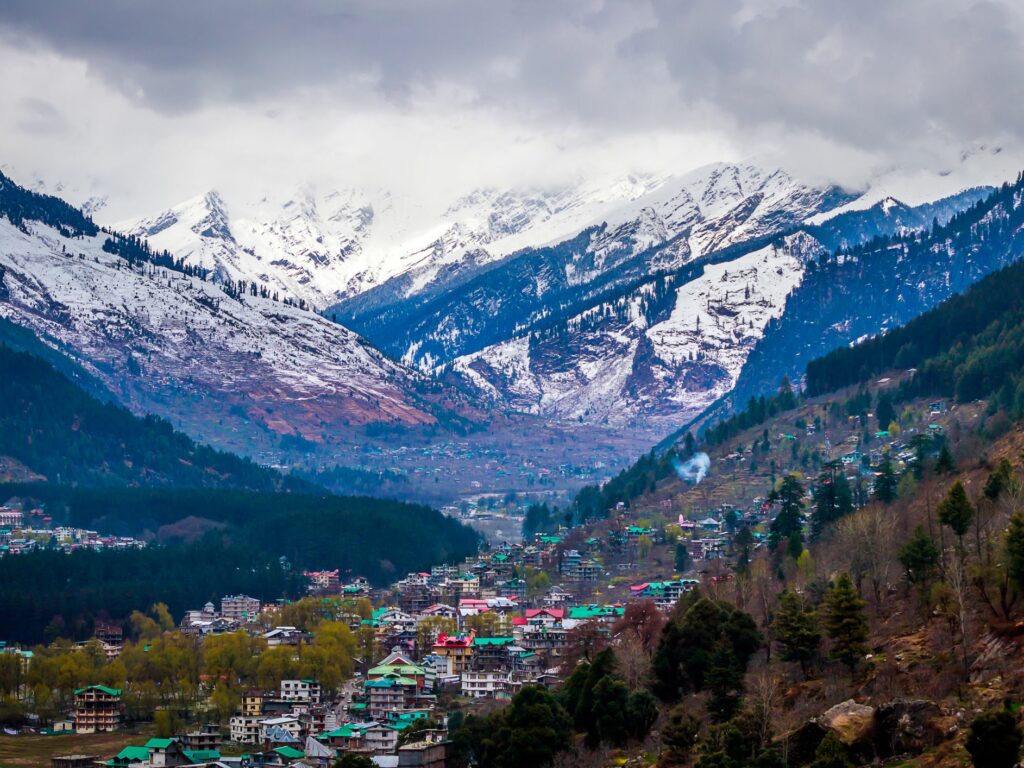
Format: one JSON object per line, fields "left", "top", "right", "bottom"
{"left": 817, "top": 699, "right": 876, "bottom": 746}
{"left": 874, "top": 699, "right": 945, "bottom": 758}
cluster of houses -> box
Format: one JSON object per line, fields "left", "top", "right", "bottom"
{"left": 0, "top": 506, "right": 146, "bottom": 557}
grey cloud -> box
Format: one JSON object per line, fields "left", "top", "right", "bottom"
{"left": 2, "top": 0, "right": 1022, "bottom": 153}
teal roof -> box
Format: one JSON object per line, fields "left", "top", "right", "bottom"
{"left": 568, "top": 605, "right": 624, "bottom": 619}
{"left": 274, "top": 745, "right": 305, "bottom": 758}
{"left": 185, "top": 750, "right": 220, "bottom": 761}
{"left": 144, "top": 738, "right": 176, "bottom": 749}
{"left": 111, "top": 745, "right": 149, "bottom": 762}
{"left": 75, "top": 684, "right": 122, "bottom": 696}
{"left": 474, "top": 636, "right": 515, "bottom": 646}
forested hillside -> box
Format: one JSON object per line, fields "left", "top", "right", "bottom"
{"left": 0, "top": 330, "right": 480, "bottom": 642}
{"left": 806, "top": 257, "right": 1024, "bottom": 419}
{"left": 0, "top": 336, "right": 306, "bottom": 489}
{"left": 731, "top": 174, "right": 1024, "bottom": 407}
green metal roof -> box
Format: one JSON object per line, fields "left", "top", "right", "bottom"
{"left": 144, "top": 738, "right": 176, "bottom": 749}
{"left": 185, "top": 750, "right": 220, "bottom": 761}
{"left": 74, "top": 684, "right": 122, "bottom": 696}
{"left": 112, "top": 745, "right": 150, "bottom": 761}
{"left": 274, "top": 745, "right": 305, "bottom": 758}
{"left": 473, "top": 636, "right": 515, "bottom": 646}
{"left": 368, "top": 663, "right": 425, "bottom": 676}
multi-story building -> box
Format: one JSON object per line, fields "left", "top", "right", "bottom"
{"left": 229, "top": 715, "right": 262, "bottom": 744}
{"left": 74, "top": 685, "right": 122, "bottom": 733}
{"left": 461, "top": 670, "right": 509, "bottom": 699}
{"left": 432, "top": 633, "right": 475, "bottom": 675}
{"left": 181, "top": 724, "right": 220, "bottom": 752}
{"left": 221, "top": 594, "right": 261, "bottom": 623}
{"left": 280, "top": 679, "right": 321, "bottom": 704}
{"left": 303, "top": 569, "right": 340, "bottom": 592}
{"left": 242, "top": 690, "right": 264, "bottom": 717}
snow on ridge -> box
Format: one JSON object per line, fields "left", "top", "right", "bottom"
{"left": 0, "top": 216, "right": 438, "bottom": 442}
{"left": 449, "top": 237, "right": 812, "bottom": 429}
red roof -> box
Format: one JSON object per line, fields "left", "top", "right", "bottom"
{"left": 511, "top": 617, "right": 527, "bottom": 626}
{"left": 434, "top": 632, "right": 475, "bottom": 648}
{"left": 525, "top": 608, "right": 564, "bottom": 619}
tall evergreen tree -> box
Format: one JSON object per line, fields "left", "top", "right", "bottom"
{"left": 874, "top": 454, "right": 898, "bottom": 504}
{"left": 822, "top": 573, "right": 868, "bottom": 671}
{"left": 935, "top": 444, "right": 955, "bottom": 475}
{"left": 937, "top": 481, "right": 974, "bottom": 545}
{"left": 769, "top": 474, "right": 805, "bottom": 551}
{"left": 898, "top": 526, "right": 940, "bottom": 587}
{"left": 773, "top": 589, "right": 821, "bottom": 676}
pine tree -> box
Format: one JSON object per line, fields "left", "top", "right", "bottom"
{"left": 898, "top": 526, "right": 940, "bottom": 586}
{"left": 675, "top": 542, "right": 690, "bottom": 574}
{"left": 811, "top": 732, "right": 853, "bottom": 768}
{"left": 733, "top": 526, "right": 754, "bottom": 573}
{"left": 965, "top": 708, "right": 1022, "bottom": 768}
{"left": 937, "top": 481, "right": 974, "bottom": 541}
{"left": 874, "top": 454, "right": 898, "bottom": 504}
{"left": 769, "top": 474, "right": 805, "bottom": 551}
{"left": 773, "top": 589, "right": 820, "bottom": 676}
{"left": 704, "top": 643, "right": 743, "bottom": 722}
{"left": 875, "top": 392, "right": 895, "bottom": 431}
{"left": 822, "top": 573, "right": 868, "bottom": 671}
{"left": 1006, "top": 512, "right": 1024, "bottom": 590}
{"left": 935, "top": 444, "right": 955, "bottom": 475}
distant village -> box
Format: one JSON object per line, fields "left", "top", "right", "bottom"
{"left": 0, "top": 392, "right": 963, "bottom": 768}
{"left": 0, "top": 507, "right": 146, "bottom": 556}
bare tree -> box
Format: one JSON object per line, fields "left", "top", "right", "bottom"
{"left": 837, "top": 505, "right": 898, "bottom": 611}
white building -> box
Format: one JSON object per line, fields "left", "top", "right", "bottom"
{"left": 461, "top": 671, "right": 509, "bottom": 699}
{"left": 229, "top": 714, "right": 262, "bottom": 744}
{"left": 280, "top": 679, "right": 321, "bottom": 704}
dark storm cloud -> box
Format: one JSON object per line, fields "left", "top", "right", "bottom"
{"left": 2, "top": 0, "right": 1023, "bottom": 216}
{"left": 1, "top": 0, "right": 1022, "bottom": 156}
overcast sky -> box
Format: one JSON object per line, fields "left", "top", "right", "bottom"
{"left": 1, "top": 0, "right": 1022, "bottom": 219}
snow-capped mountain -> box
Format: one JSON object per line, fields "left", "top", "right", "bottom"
{"left": 447, "top": 233, "right": 825, "bottom": 429}
{"left": 124, "top": 186, "right": 384, "bottom": 309}
{"left": 120, "top": 174, "right": 666, "bottom": 310}
{"left": 438, "top": 183, "right": 995, "bottom": 430}
{"left": 0, "top": 172, "right": 455, "bottom": 458}
{"left": 335, "top": 162, "right": 856, "bottom": 371}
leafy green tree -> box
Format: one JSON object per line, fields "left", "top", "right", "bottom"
{"left": 154, "top": 708, "right": 183, "bottom": 738}
{"left": 822, "top": 573, "right": 868, "bottom": 671}
{"left": 490, "top": 686, "right": 573, "bottom": 768}
{"left": 773, "top": 589, "right": 820, "bottom": 676}
{"left": 590, "top": 675, "right": 630, "bottom": 746}
{"left": 965, "top": 708, "right": 1022, "bottom": 768}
